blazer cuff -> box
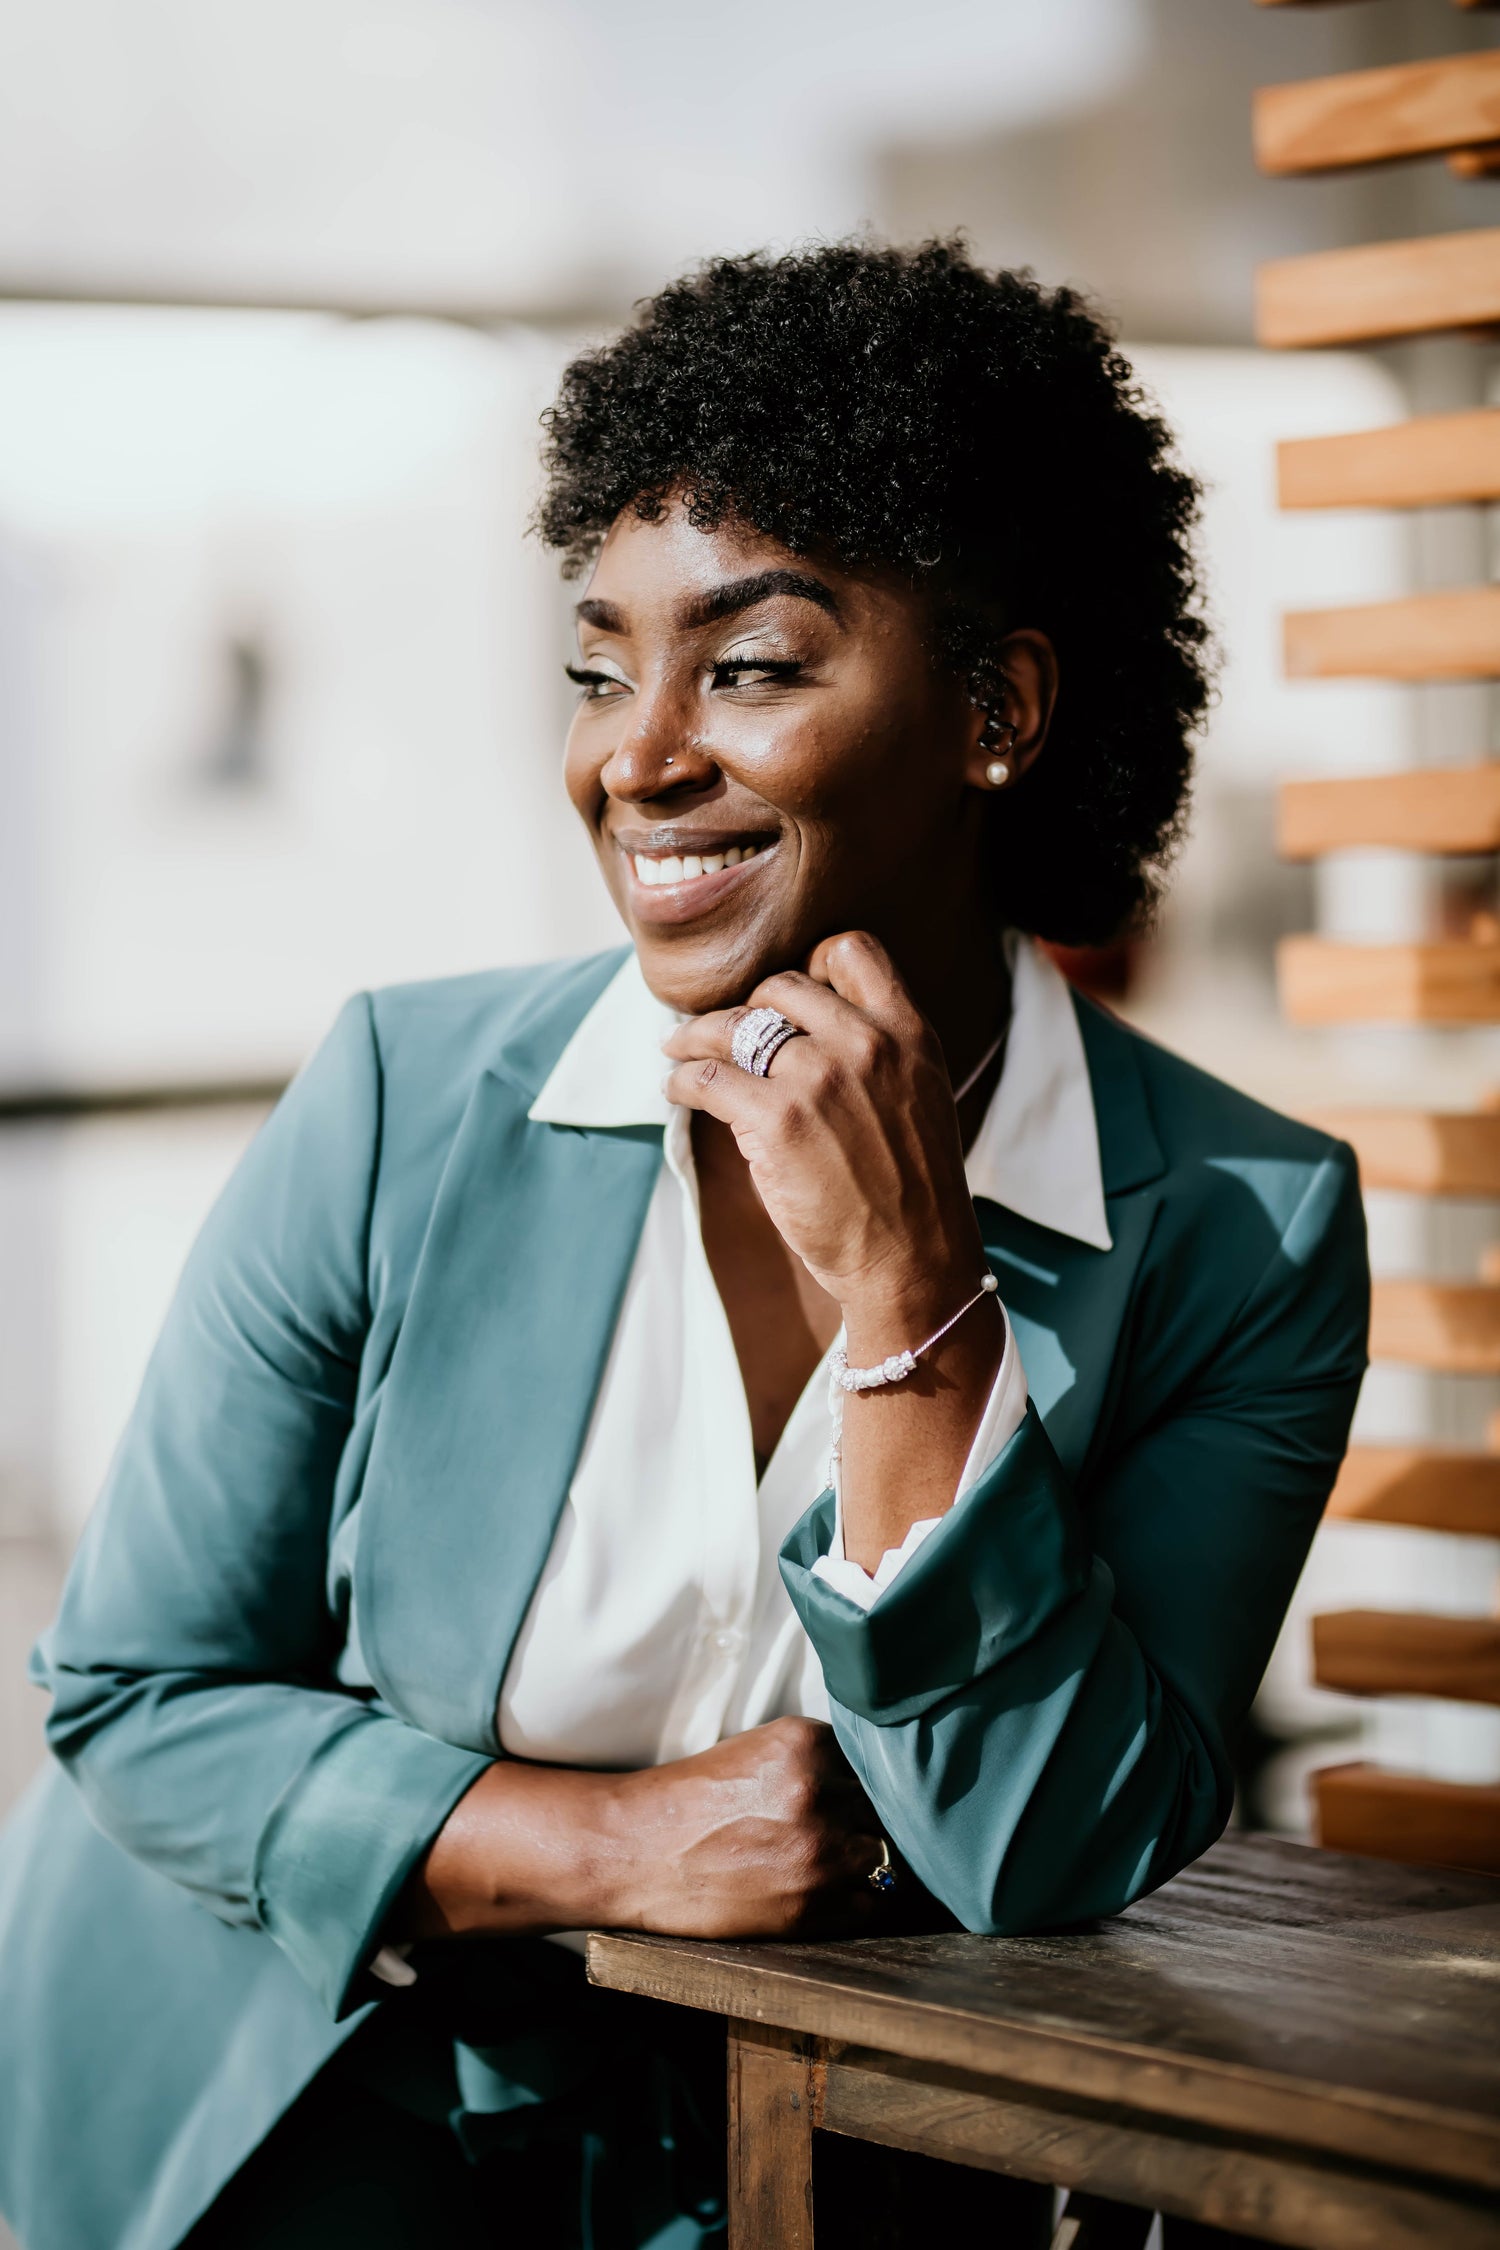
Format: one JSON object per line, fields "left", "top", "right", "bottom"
{"left": 253, "top": 1711, "right": 491, "bottom": 2019}
{"left": 778, "top": 1403, "right": 1091, "bottom": 1724}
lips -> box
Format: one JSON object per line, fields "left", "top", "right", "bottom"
{"left": 616, "top": 832, "right": 777, "bottom": 924}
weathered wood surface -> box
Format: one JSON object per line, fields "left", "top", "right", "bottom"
{"left": 728, "top": 2020, "right": 816, "bottom": 2250}
{"left": 818, "top": 2050, "right": 1499, "bottom": 2250}
{"left": 1369, "top": 1278, "right": 1500, "bottom": 1372}
{"left": 1278, "top": 411, "right": 1500, "bottom": 510}
{"left": 1278, "top": 766, "right": 1500, "bottom": 857}
{"left": 1313, "top": 1609, "right": 1500, "bottom": 1705}
{"left": 1315, "top": 1763, "right": 1500, "bottom": 1878}
{"left": 1308, "top": 1106, "right": 1500, "bottom": 1195}
{"left": 589, "top": 1834, "right": 1500, "bottom": 2198}
{"left": 1283, "top": 587, "right": 1500, "bottom": 680}
{"left": 1327, "top": 1445, "right": 1500, "bottom": 1537}
{"left": 1279, "top": 937, "right": 1500, "bottom": 1025}
{"left": 1256, "top": 229, "right": 1500, "bottom": 347}
{"left": 1254, "top": 52, "right": 1500, "bottom": 176}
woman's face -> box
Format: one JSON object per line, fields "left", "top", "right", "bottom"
{"left": 564, "top": 501, "right": 1051, "bottom": 1015}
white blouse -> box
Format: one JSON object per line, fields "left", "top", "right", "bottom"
{"left": 503, "top": 939, "right": 1111, "bottom": 1767}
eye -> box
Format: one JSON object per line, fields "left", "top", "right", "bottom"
{"left": 712, "top": 655, "right": 803, "bottom": 690}
{"left": 565, "top": 664, "right": 629, "bottom": 702}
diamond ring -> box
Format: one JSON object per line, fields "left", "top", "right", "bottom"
{"left": 729, "top": 1007, "right": 800, "bottom": 1078}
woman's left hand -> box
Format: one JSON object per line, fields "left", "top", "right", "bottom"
{"left": 661, "top": 931, "right": 988, "bottom": 1344}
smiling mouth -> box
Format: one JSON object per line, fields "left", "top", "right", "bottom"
{"left": 631, "top": 841, "right": 763, "bottom": 889}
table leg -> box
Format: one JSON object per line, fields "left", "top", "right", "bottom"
{"left": 727, "top": 2018, "right": 820, "bottom": 2249}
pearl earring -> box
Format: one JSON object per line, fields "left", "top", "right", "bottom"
{"left": 986, "top": 759, "right": 1011, "bottom": 787}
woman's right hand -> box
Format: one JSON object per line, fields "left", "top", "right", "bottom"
{"left": 603, "top": 1716, "right": 885, "bottom": 1939}
{"left": 402, "top": 1717, "right": 886, "bottom": 1945}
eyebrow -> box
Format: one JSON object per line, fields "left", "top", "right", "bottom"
{"left": 682, "top": 569, "right": 843, "bottom": 629}
{"left": 573, "top": 569, "right": 842, "bottom": 638}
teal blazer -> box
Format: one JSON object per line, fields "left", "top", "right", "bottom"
{"left": 0, "top": 950, "right": 1368, "bottom": 2250}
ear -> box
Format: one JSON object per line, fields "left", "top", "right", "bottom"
{"left": 962, "top": 629, "right": 1059, "bottom": 793}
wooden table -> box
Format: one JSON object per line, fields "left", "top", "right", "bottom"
{"left": 588, "top": 1833, "right": 1500, "bottom": 2250}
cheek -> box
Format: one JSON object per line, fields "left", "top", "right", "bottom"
{"left": 562, "top": 720, "right": 606, "bottom": 828}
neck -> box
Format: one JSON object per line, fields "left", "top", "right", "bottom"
{"left": 860, "top": 887, "right": 1012, "bottom": 1104}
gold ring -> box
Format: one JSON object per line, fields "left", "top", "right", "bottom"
{"left": 867, "top": 1838, "right": 897, "bottom": 1896}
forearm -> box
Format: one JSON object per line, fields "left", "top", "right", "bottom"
{"left": 830, "top": 1569, "right": 1227, "bottom": 1935}
{"left": 837, "top": 1265, "right": 1007, "bottom": 1571}
{"left": 398, "top": 1759, "right": 629, "bottom": 1941}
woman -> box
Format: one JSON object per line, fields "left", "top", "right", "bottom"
{"left": 0, "top": 241, "right": 1368, "bottom": 2250}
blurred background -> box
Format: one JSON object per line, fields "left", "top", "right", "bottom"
{"left": 2, "top": 0, "right": 1498, "bottom": 1857}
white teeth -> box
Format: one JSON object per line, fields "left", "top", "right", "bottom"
{"left": 631, "top": 843, "right": 765, "bottom": 886}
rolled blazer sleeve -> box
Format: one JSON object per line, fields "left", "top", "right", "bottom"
{"left": 33, "top": 997, "right": 491, "bottom": 2019}
{"left": 780, "top": 1145, "right": 1370, "bottom": 1934}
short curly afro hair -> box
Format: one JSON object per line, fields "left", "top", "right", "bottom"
{"left": 536, "top": 238, "right": 1212, "bottom": 946}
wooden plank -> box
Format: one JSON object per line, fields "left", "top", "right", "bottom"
{"left": 1256, "top": 228, "right": 1500, "bottom": 347}
{"left": 1278, "top": 410, "right": 1500, "bottom": 510}
{"left": 1313, "top": 1610, "right": 1500, "bottom": 1704}
{"left": 590, "top": 1834, "right": 1500, "bottom": 2194}
{"left": 1255, "top": 53, "right": 1500, "bottom": 177}
{"left": 1284, "top": 587, "right": 1500, "bottom": 681}
{"left": 1327, "top": 1446, "right": 1500, "bottom": 1537}
{"left": 1370, "top": 1279, "right": 1500, "bottom": 1371}
{"left": 727, "top": 2020, "right": 817, "bottom": 2249}
{"left": 1315, "top": 1763, "right": 1500, "bottom": 1877}
{"left": 1278, "top": 766, "right": 1500, "bottom": 856}
{"left": 820, "top": 2050, "right": 1500, "bottom": 2250}
{"left": 1451, "top": 144, "right": 1500, "bottom": 178}
{"left": 1279, "top": 937, "right": 1500, "bottom": 1025}
{"left": 1307, "top": 1106, "right": 1500, "bottom": 1193}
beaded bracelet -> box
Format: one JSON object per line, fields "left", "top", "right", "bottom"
{"left": 830, "top": 1272, "right": 1001, "bottom": 1394}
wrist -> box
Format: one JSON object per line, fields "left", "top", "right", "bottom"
{"left": 840, "top": 1253, "right": 991, "bottom": 1365}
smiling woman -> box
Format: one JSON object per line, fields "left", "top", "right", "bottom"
{"left": 0, "top": 242, "right": 1369, "bottom": 2250}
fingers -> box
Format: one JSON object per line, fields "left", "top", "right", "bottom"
{"left": 803, "top": 931, "right": 925, "bottom": 1034}
{"left": 660, "top": 1050, "right": 774, "bottom": 1122}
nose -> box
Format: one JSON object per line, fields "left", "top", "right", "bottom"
{"left": 599, "top": 684, "right": 718, "bottom": 804}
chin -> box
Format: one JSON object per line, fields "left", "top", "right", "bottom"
{"left": 632, "top": 921, "right": 794, "bottom": 1017}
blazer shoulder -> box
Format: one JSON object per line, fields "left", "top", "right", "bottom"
{"left": 1094, "top": 1002, "right": 1347, "bottom": 1174}
{"left": 1083, "top": 1000, "right": 1361, "bottom": 1278}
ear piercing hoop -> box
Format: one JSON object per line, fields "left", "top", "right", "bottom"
{"left": 980, "top": 714, "right": 1018, "bottom": 789}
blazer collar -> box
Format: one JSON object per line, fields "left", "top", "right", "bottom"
{"left": 1074, "top": 993, "right": 1167, "bottom": 1203}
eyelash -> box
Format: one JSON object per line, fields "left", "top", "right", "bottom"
{"left": 564, "top": 656, "right": 804, "bottom": 700}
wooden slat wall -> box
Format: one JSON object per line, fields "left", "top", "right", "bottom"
{"left": 1256, "top": 228, "right": 1500, "bottom": 348}
{"left": 1314, "top": 1765, "right": 1500, "bottom": 1878}
{"left": 1255, "top": 53, "right": 1500, "bottom": 175}
{"left": 1370, "top": 1281, "right": 1500, "bottom": 1373}
{"left": 1313, "top": 1611, "right": 1500, "bottom": 1704}
{"left": 1278, "top": 410, "right": 1500, "bottom": 509}
{"left": 1307, "top": 1108, "right": 1500, "bottom": 1196}
{"left": 1278, "top": 767, "right": 1500, "bottom": 856}
{"left": 1279, "top": 937, "right": 1500, "bottom": 1025}
{"left": 1258, "top": 4, "right": 1500, "bottom": 1885}
{"left": 1283, "top": 587, "right": 1500, "bottom": 680}
{"left": 1327, "top": 1447, "right": 1500, "bottom": 1537}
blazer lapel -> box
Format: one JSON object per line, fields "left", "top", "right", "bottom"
{"left": 356, "top": 1068, "right": 662, "bottom": 1753}
{"left": 977, "top": 993, "right": 1167, "bottom": 1482}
